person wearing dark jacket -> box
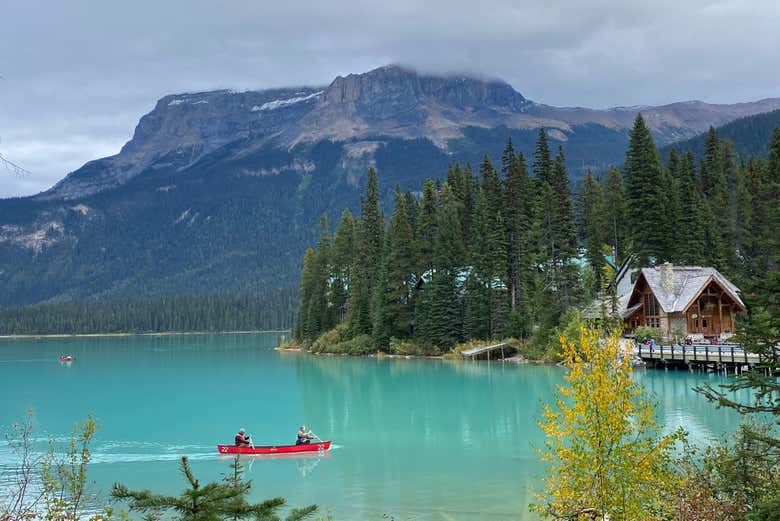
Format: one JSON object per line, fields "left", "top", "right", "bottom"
{"left": 235, "top": 428, "right": 251, "bottom": 447}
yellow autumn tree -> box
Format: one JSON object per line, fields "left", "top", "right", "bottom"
{"left": 530, "top": 326, "right": 683, "bottom": 520}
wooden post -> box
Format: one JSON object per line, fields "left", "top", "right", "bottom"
{"left": 718, "top": 293, "right": 723, "bottom": 338}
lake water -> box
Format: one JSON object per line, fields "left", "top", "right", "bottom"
{"left": 0, "top": 333, "right": 748, "bottom": 520}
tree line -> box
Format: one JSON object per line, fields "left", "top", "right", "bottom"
{"left": 294, "top": 115, "right": 780, "bottom": 355}
{"left": 0, "top": 289, "right": 296, "bottom": 335}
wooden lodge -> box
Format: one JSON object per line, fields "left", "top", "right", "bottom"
{"left": 585, "top": 262, "right": 746, "bottom": 342}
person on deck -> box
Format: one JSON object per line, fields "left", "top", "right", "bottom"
{"left": 235, "top": 428, "right": 251, "bottom": 447}
{"left": 296, "top": 426, "right": 313, "bottom": 445}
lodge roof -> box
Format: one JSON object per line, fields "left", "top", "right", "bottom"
{"left": 633, "top": 264, "right": 745, "bottom": 313}
{"left": 582, "top": 263, "right": 745, "bottom": 319}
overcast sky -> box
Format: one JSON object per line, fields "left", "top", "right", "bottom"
{"left": 1, "top": 0, "right": 779, "bottom": 197}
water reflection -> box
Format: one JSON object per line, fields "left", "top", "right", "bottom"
{"left": 0, "top": 334, "right": 752, "bottom": 521}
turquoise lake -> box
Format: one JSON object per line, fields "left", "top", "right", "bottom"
{"left": 0, "top": 333, "right": 749, "bottom": 520}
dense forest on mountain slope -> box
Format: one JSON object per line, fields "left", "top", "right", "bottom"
{"left": 660, "top": 109, "right": 780, "bottom": 161}
{"left": 6, "top": 67, "right": 780, "bottom": 314}
{"left": 0, "top": 290, "right": 296, "bottom": 335}
{"left": 293, "top": 118, "right": 780, "bottom": 356}
{"left": 2, "top": 109, "right": 779, "bottom": 335}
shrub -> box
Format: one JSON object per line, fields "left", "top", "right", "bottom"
{"left": 310, "top": 326, "right": 344, "bottom": 353}
{"left": 390, "top": 338, "right": 432, "bottom": 356}
{"left": 632, "top": 325, "right": 661, "bottom": 343}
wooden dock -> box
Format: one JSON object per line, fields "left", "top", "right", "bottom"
{"left": 636, "top": 343, "right": 763, "bottom": 367}
{"left": 462, "top": 342, "right": 513, "bottom": 360}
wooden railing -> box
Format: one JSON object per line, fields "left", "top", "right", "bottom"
{"left": 635, "top": 343, "right": 763, "bottom": 365}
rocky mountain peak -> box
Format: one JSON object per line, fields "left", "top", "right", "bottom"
{"left": 321, "top": 65, "right": 528, "bottom": 115}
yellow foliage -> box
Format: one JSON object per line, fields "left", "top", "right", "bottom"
{"left": 530, "top": 326, "right": 684, "bottom": 521}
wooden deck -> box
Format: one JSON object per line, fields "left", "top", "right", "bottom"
{"left": 636, "top": 343, "right": 763, "bottom": 366}
{"left": 462, "top": 342, "right": 512, "bottom": 360}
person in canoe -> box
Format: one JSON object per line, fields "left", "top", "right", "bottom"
{"left": 296, "top": 425, "right": 314, "bottom": 445}
{"left": 235, "top": 428, "right": 252, "bottom": 447}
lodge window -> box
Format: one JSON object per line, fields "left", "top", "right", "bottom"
{"left": 643, "top": 293, "right": 662, "bottom": 329}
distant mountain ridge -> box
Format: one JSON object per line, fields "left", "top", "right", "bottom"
{"left": 2, "top": 65, "right": 779, "bottom": 310}
{"left": 39, "top": 65, "right": 780, "bottom": 201}
{"left": 660, "top": 109, "right": 780, "bottom": 160}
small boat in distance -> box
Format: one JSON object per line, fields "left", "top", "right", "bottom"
{"left": 217, "top": 441, "right": 331, "bottom": 455}
{"left": 59, "top": 355, "right": 74, "bottom": 363}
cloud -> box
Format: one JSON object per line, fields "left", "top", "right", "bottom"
{"left": 1, "top": 0, "right": 779, "bottom": 196}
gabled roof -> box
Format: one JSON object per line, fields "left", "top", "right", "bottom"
{"left": 632, "top": 265, "right": 745, "bottom": 313}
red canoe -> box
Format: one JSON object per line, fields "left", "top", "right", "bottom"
{"left": 217, "top": 441, "right": 331, "bottom": 455}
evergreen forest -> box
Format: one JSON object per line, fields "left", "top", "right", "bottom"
{"left": 0, "top": 290, "right": 296, "bottom": 335}
{"left": 293, "top": 115, "right": 780, "bottom": 356}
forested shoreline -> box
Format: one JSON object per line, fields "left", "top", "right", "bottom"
{"left": 293, "top": 115, "right": 780, "bottom": 357}
{"left": 0, "top": 290, "right": 296, "bottom": 335}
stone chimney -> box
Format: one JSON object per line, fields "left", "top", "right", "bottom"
{"left": 660, "top": 262, "right": 675, "bottom": 294}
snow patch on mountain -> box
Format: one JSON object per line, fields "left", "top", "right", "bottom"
{"left": 251, "top": 91, "right": 323, "bottom": 112}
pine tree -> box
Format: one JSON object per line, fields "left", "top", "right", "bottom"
{"left": 294, "top": 248, "right": 317, "bottom": 341}
{"left": 763, "top": 128, "right": 780, "bottom": 273}
{"left": 350, "top": 168, "right": 384, "bottom": 336}
{"left": 372, "top": 186, "right": 416, "bottom": 349}
{"left": 331, "top": 209, "right": 355, "bottom": 324}
{"left": 505, "top": 148, "right": 532, "bottom": 313}
{"left": 415, "top": 179, "right": 438, "bottom": 278}
{"left": 580, "top": 171, "right": 606, "bottom": 294}
{"left": 550, "top": 148, "right": 580, "bottom": 308}
{"left": 112, "top": 456, "right": 317, "bottom": 521}
{"left": 602, "top": 166, "right": 627, "bottom": 264}
{"left": 624, "top": 114, "right": 669, "bottom": 265}
{"left": 305, "top": 214, "right": 332, "bottom": 339}
{"left": 699, "top": 127, "right": 730, "bottom": 265}
{"left": 533, "top": 128, "right": 553, "bottom": 184}
{"left": 673, "top": 152, "right": 710, "bottom": 265}
{"left": 419, "top": 185, "right": 465, "bottom": 348}
{"left": 665, "top": 150, "right": 683, "bottom": 259}
{"left": 722, "top": 140, "right": 741, "bottom": 267}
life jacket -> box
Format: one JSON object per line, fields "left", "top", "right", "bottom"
{"left": 235, "top": 433, "right": 248, "bottom": 446}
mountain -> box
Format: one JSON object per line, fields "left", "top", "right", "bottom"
{"left": 2, "top": 65, "right": 779, "bottom": 309}
{"left": 659, "top": 109, "right": 780, "bottom": 160}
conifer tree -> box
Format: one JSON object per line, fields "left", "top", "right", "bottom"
{"left": 624, "top": 114, "right": 669, "bottom": 265}
{"left": 533, "top": 128, "right": 553, "bottom": 184}
{"left": 372, "top": 187, "right": 416, "bottom": 349}
{"left": 350, "top": 168, "right": 384, "bottom": 336}
{"left": 306, "top": 214, "right": 332, "bottom": 338}
{"left": 461, "top": 164, "right": 477, "bottom": 249}
{"left": 505, "top": 148, "right": 532, "bottom": 312}
{"left": 550, "top": 148, "right": 580, "bottom": 308}
{"left": 331, "top": 209, "right": 355, "bottom": 324}
{"left": 602, "top": 166, "right": 627, "bottom": 264}
{"left": 665, "top": 150, "right": 683, "bottom": 259}
{"left": 415, "top": 180, "right": 438, "bottom": 277}
{"left": 722, "top": 140, "right": 742, "bottom": 267}
{"left": 580, "top": 171, "right": 606, "bottom": 293}
{"left": 673, "top": 152, "right": 710, "bottom": 265}
{"left": 699, "top": 127, "right": 730, "bottom": 265}
{"left": 113, "top": 456, "right": 316, "bottom": 521}
{"left": 763, "top": 128, "right": 780, "bottom": 273}
{"left": 404, "top": 190, "right": 419, "bottom": 240}
{"left": 419, "top": 184, "right": 465, "bottom": 348}
{"left": 294, "top": 248, "right": 317, "bottom": 341}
